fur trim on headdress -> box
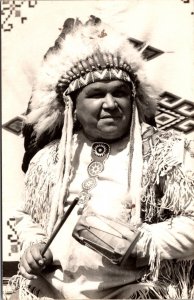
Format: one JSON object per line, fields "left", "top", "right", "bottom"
{"left": 26, "top": 15, "right": 158, "bottom": 140}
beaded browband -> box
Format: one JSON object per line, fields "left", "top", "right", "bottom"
{"left": 56, "top": 52, "right": 138, "bottom": 96}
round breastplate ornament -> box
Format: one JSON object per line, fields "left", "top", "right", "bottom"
{"left": 88, "top": 161, "right": 104, "bottom": 177}
{"left": 82, "top": 177, "right": 97, "bottom": 190}
{"left": 92, "top": 142, "right": 110, "bottom": 157}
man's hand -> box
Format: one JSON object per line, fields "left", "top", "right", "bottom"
{"left": 19, "top": 243, "right": 53, "bottom": 280}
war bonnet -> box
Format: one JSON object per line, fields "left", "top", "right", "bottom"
{"left": 26, "top": 15, "right": 158, "bottom": 139}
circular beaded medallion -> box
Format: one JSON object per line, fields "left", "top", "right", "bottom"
{"left": 92, "top": 142, "right": 110, "bottom": 157}
{"left": 82, "top": 177, "right": 97, "bottom": 190}
{"left": 78, "top": 191, "right": 91, "bottom": 204}
{"left": 88, "top": 161, "right": 104, "bottom": 177}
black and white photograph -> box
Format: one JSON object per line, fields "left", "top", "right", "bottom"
{"left": 2, "top": 0, "right": 194, "bottom": 299}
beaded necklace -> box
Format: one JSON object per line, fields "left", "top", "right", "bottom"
{"left": 77, "top": 142, "right": 110, "bottom": 214}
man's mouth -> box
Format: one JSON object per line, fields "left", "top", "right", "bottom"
{"left": 101, "top": 115, "right": 121, "bottom": 119}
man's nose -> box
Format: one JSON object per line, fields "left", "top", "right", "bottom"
{"left": 102, "top": 93, "right": 117, "bottom": 109}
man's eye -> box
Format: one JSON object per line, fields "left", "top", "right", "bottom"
{"left": 89, "top": 93, "right": 104, "bottom": 98}
{"left": 113, "top": 91, "right": 127, "bottom": 97}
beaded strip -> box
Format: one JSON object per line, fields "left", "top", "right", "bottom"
{"left": 77, "top": 142, "right": 110, "bottom": 214}
{"left": 56, "top": 52, "right": 138, "bottom": 97}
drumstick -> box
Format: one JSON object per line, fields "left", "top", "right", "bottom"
{"left": 42, "top": 197, "right": 79, "bottom": 256}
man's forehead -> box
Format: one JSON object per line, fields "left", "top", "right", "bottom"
{"left": 83, "top": 80, "right": 130, "bottom": 91}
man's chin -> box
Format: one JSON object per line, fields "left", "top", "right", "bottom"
{"left": 83, "top": 123, "right": 129, "bottom": 142}
{"left": 97, "top": 127, "right": 127, "bottom": 141}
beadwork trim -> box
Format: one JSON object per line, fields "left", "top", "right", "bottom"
{"left": 92, "top": 142, "right": 110, "bottom": 157}
{"left": 77, "top": 142, "right": 110, "bottom": 214}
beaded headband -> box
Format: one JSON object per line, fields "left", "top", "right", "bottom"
{"left": 65, "top": 68, "right": 135, "bottom": 96}
{"left": 57, "top": 52, "right": 138, "bottom": 97}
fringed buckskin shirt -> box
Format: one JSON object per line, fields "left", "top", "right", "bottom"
{"left": 15, "top": 124, "right": 194, "bottom": 299}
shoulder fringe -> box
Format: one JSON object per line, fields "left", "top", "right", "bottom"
{"left": 161, "top": 167, "right": 194, "bottom": 215}
{"left": 142, "top": 130, "right": 194, "bottom": 222}
{"left": 24, "top": 140, "right": 59, "bottom": 234}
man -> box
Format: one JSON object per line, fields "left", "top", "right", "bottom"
{"left": 12, "top": 16, "right": 194, "bottom": 299}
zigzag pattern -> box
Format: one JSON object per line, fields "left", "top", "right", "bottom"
{"left": 67, "top": 68, "right": 131, "bottom": 94}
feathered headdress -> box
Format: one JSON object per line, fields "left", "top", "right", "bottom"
{"left": 23, "top": 15, "right": 159, "bottom": 233}
{"left": 26, "top": 15, "right": 157, "bottom": 139}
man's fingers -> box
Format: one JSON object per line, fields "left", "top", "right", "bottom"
{"left": 25, "top": 250, "right": 41, "bottom": 270}
{"left": 30, "top": 245, "right": 44, "bottom": 261}
{"left": 42, "top": 250, "right": 52, "bottom": 265}
{"left": 19, "top": 244, "right": 53, "bottom": 279}
{"left": 30, "top": 244, "right": 51, "bottom": 266}
{"left": 19, "top": 265, "right": 37, "bottom": 280}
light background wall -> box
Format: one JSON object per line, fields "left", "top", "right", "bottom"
{"left": 2, "top": 0, "right": 194, "bottom": 261}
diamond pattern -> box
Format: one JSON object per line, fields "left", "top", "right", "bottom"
{"left": 155, "top": 112, "right": 178, "bottom": 126}
{"left": 142, "top": 45, "right": 164, "bottom": 60}
{"left": 2, "top": 116, "right": 24, "bottom": 135}
{"left": 128, "top": 38, "right": 144, "bottom": 49}
{"left": 157, "top": 94, "right": 194, "bottom": 133}
{"left": 129, "top": 38, "right": 164, "bottom": 60}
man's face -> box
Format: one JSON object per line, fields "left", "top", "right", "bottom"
{"left": 75, "top": 80, "right": 133, "bottom": 141}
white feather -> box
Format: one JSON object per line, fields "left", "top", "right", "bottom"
{"left": 27, "top": 18, "right": 158, "bottom": 137}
